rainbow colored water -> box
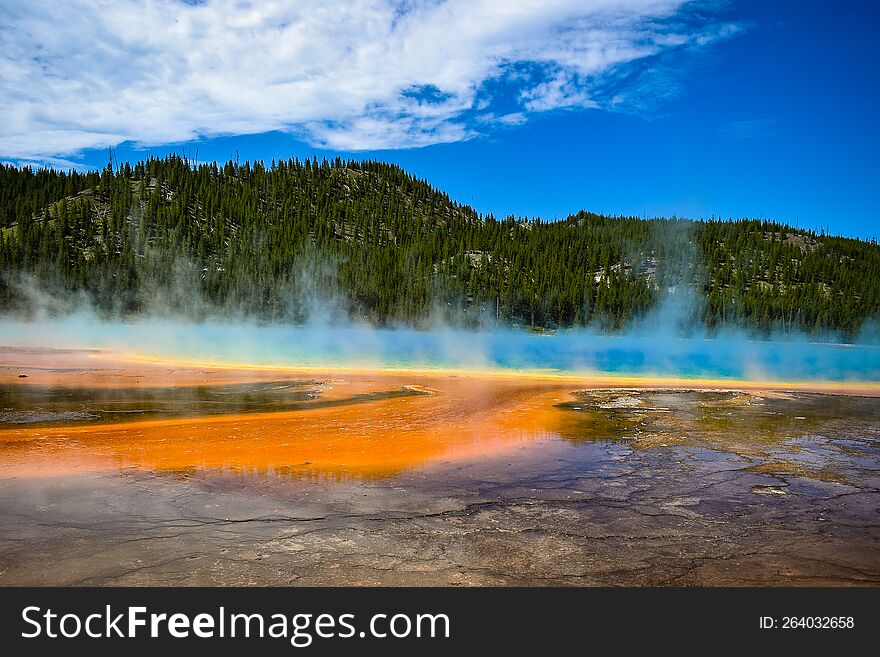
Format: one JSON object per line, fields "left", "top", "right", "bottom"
{"left": 2, "top": 319, "right": 879, "bottom": 383}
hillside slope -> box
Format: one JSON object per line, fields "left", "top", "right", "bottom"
{"left": 1, "top": 157, "right": 878, "bottom": 337}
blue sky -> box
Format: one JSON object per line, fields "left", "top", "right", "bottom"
{"left": 2, "top": 1, "right": 877, "bottom": 238}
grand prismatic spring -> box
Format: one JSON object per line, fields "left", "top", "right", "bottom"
{"left": 1, "top": 320, "right": 879, "bottom": 585}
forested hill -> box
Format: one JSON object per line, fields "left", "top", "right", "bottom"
{"left": 1, "top": 156, "right": 878, "bottom": 338}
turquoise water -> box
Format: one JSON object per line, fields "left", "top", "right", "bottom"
{"left": 2, "top": 319, "right": 879, "bottom": 382}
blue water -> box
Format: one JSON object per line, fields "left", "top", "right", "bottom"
{"left": 2, "top": 319, "right": 879, "bottom": 383}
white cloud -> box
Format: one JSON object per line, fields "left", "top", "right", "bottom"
{"left": 0, "top": 0, "right": 731, "bottom": 161}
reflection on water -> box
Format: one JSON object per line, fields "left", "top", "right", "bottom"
{"left": 2, "top": 372, "right": 879, "bottom": 487}
{"left": 555, "top": 389, "right": 880, "bottom": 484}
{"left": 1, "top": 365, "right": 879, "bottom": 585}
{"left": 0, "top": 375, "right": 564, "bottom": 478}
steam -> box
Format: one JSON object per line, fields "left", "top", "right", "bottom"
{"left": 1, "top": 311, "right": 878, "bottom": 384}
{"left": 2, "top": 219, "right": 878, "bottom": 384}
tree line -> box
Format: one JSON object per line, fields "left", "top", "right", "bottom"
{"left": 1, "top": 156, "right": 877, "bottom": 339}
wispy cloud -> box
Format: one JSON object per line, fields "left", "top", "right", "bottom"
{"left": 0, "top": 0, "right": 737, "bottom": 162}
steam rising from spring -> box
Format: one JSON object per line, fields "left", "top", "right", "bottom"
{"left": 2, "top": 213, "right": 879, "bottom": 383}
{"left": 1, "top": 315, "right": 878, "bottom": 383}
